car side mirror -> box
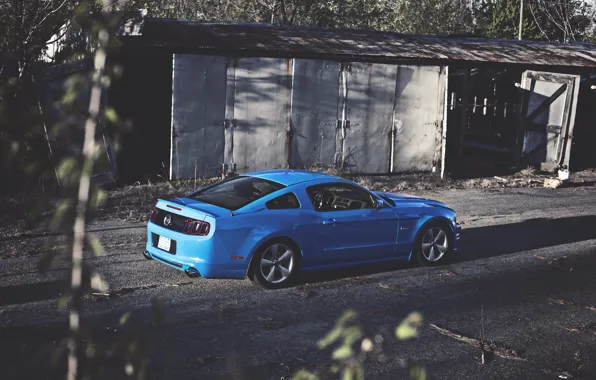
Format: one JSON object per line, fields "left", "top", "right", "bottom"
{"left": 376, "top": 198, "right": 385, "bottom": 209}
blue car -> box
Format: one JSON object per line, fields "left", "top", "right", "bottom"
{"left": 144, "top": 169, "right": 461, "bottom": 289}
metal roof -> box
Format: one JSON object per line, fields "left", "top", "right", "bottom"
{"left": 121, "top": 17, "right": 596, "bottom": 68}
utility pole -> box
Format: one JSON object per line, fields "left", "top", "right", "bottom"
{"left": 518, "top": 0, "right": 524, "bottom": 40}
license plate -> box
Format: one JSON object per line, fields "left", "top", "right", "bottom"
{"left": 157, "top": 235, "right": 171, "bottom": 252}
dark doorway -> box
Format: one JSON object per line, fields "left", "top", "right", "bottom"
{"left": 109, "top": 52, "right": 172, "bottom": 184}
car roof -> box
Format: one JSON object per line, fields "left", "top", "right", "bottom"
{"left": 245, "top": 169, "right": 336, "bottom": 186}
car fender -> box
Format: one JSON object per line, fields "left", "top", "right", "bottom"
{"left": 408, "top": 216, "right": 457, "bottom": 259}
{"left": 243, "top": 233, "right": 303, "bottom": 278}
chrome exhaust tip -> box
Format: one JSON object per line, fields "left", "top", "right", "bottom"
{"left": 185, "top": 267, "right": 201, "bottom": 278}
{"left": 143, "top": 250, "right": 153, "bottom": 260}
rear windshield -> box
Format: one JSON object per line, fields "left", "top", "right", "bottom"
{"left": 188, "top": 176, "right": 285, "bottom": 211}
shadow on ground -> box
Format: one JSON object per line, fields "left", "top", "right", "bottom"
{"left": 457, "top": 215, "right": 596, "bottom": 262}
{"left": 300, "top": 215, "right": 596, "bottom": 285}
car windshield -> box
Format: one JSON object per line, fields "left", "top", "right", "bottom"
{"left": 188, "top": 176, "right": 285, "bottom": 210}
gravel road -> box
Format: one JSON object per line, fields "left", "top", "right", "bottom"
{"left": 2, "top": 187, "right": 596, "bottom": 380}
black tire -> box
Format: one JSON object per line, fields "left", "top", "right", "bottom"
{"left": 414, "top": 222, "right": 453, "bottom": 267}
{"left": 249, "top": 239, "right": 300, "bottom": 290}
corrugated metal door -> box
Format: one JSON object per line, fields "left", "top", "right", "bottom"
{"left": 290, "top": 59, "right": 341, "bottom": 169}
{"left": 171, "top": 54, "right": 227, "bottom": 179}
{"left": 232, "top": 57, "right": 292, "bottom": 173}
{"left": 519, "top": 70, "right": 580, "bottom": 171}
{"left": 342, "top": 63, "right": 397, "bottom": 173}
{"left": 392, "top": 66, "right": 446, "bottom": 172}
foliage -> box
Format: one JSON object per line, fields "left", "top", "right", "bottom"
{"left": 0, "top": 0, "right": 74, "bottom": 193}
{"left": 472, "top": 0, "right": 595, "bottom": 42}
{"left": 531, "top": 0, "right": 595, "bottom": 42}
{"left": 135, "top": 0, "right": 472, "bottom": 32}
{"left": 0, "top": 0, "right": 75, "bottom": 79}
{"left": 473, "top": 0, "right": 541, "bottom": 40}
{"left": 0, "top": 1, "right": 160, "bottom": 379}
{"left": 293, "top": 310, "right": 426, "bottom": 380}
{"left": 391, "top": 0, "right": 475, "bottom": 35}
{"left": 134, "top": 0, "right": 595, "bottom": 41}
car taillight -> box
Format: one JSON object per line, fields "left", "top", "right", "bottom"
{"left": 182, "top": 219, "right": 210, "bottom": 236}
{"left": 150, "top": 208, "right": 160, "bottom": 222}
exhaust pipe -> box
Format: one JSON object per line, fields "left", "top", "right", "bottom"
{"left": 185, "top": 267, "right": 201, "bottom": 278}
{"left": 143, "top": 250, "right": 153, "bottom": 260}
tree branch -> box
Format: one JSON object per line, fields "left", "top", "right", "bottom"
{"left": 530, "top": 4, "right": 551, "bottom": 41}
{"left": 67, "top": 4, "right": 110, "bottom": 379}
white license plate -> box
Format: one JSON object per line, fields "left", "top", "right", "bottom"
{"left": 157, "top": 235, "right": 171, "bottom": 252}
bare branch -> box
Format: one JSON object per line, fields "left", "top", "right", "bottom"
{"left": 530, "top": 4, "right": 551, "bottom": 41}
{"left": 32, "top": 0, "right": 70, "bottom": 32}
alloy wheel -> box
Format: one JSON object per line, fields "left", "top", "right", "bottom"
{"left": 421, "top": 227, "right": 448, "bottom": 262}
{"left": 259, "top": 243, "right": 294, "bottom": 284}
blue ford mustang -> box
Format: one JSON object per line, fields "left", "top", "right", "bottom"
{"left": 144, "top": 170, "right": 461, "bottom": 289}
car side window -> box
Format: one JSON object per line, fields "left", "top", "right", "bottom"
{"left": 266, "top": 192, "right": 301, "bottom": 210}
{"left": 307, "top": 184, "right": 376, "bottom": 212}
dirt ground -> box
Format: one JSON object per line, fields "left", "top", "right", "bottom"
{"left": 2, "top": 168, "right": 596, "bottom": 260}
{"left": 3, "top": 186, "right": 596, "bottom": 379}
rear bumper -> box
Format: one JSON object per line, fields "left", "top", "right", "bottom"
{"left": 145, "top": 222, "right": 247, "bottom": 279}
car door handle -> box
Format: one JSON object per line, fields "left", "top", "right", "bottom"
{"left": 322, "top": 219, "right": 336, "bottom": 226}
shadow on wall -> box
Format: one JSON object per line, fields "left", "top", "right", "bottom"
{"left": 112, "top": 54, "right": 449, "bottom": 182}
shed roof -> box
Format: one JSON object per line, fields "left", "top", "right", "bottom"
{"left": 121, "top": 17, "right": 596, "bottom": 68}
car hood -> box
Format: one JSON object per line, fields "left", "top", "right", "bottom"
{"left": 374, "top": 191, "right": 454, "bottom": 212}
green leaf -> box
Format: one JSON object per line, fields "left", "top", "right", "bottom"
{"left": 292, "top": 369, "right": 318, "bottom": 380}
{"left": 120, "top": 312, "right": 131, "bottom": 325}
{"left": 317, "top": 325, "right": 343, "bottom": 349}
{"left": 49, "top": 199, "right": 72, "bottom": 232}
{"left": 337, "top": 309, "right": 358, "bottom": 325}
{"left": 318, "top": 310, "right": 359, "bottom": 348}
{"left": 355, "top": 364, "right": 364, "bottom": 380}
{"left": 342, "top": 366, "right": 355, "bottom": 380}
{"left": 90, "top": 272, "right": 109, "bottom": 292}
{"left": 92, "top": 188, "right": 107, "bottom": 209}
{"left": 125, "top": 362, "right": 134, "bottom": 376}
{"left": 56, "top": 157, "right": 78, "bottom": 182}
{"left": 57, "top": 292, "right": 72, "bottom": 309}
{"left": 332, "top": 344, "right": 352, "bottom": 360}
{"left": 410, "top": 365, "right": 426, "bottom": 380}
{"left": 342, "top": 326, "right": 363, "bottom": 347}
{"left": 105, "top": 107, "right": 119, "bottom": 123}
{"left": 395, "top": 312, "right": 423, "bottom": 340}
{"left": 87, "top": 235, "right": 104, "bottom": 257}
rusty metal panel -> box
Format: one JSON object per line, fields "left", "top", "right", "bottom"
{"left": 232, "top": 57, "right": 291, "bottom": 173}
{"left": 392, "top": 65, "right": 446, "bottom": 172}
{"left": 171, "top": 54, "right": 227, "bottom": 179}
{"left": 137, "top": 19, "right": 596, "bottom": 68}
{"left": 342, "top": 62, "right": 397, "bottom": 173}
{"left": 290, "top": 59, "right": 341, "bottom": 169}
{"left": 519, "top": 70, "right": 580, "bottom": 169}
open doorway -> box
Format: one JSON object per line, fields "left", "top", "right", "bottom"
{"left": 108, "top": 52, "right": 172, "bottom": 185}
